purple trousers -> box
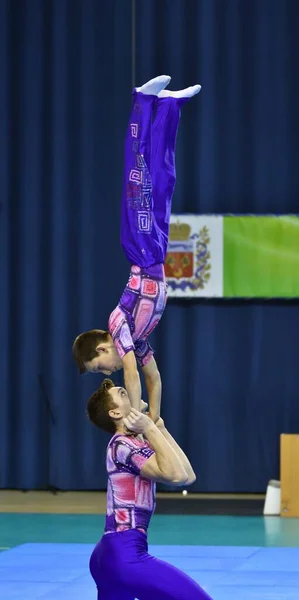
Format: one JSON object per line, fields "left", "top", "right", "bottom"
{"left": 89, "top": 529, "right": 213, "bottom": 600}
{"left": 121, "top": 92, "right": 185, "bottom": 268}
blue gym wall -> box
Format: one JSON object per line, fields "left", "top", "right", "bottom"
{"left": 1, "top": 0, "right": 299, "bottom": 491}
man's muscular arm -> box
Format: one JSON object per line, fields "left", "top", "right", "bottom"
{"left": 155, "top": 418, "right": 196, "bottom": 485}
{"left": 142, "top": 358, "right": 195, "bottom": 485}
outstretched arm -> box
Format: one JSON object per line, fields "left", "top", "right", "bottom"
{"left": 141, "top": 357, "right": 161, "bottom": 423}
{"left": 122, "top": 351, "right": 142, "bottom": 411}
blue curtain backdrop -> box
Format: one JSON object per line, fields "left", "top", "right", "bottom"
{"left": 1, "top": 0, "right": 299, "bottom": 492}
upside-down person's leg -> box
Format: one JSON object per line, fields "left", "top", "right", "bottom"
{"left": 150, "top": 85, "right": 201, "bottom": 262}
{"left": 120, "top": 75, "right": 171, "bottom": 268}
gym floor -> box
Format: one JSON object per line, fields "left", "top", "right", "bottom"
{"left": 1, "top": 492, "right": 299, "bottom": 599}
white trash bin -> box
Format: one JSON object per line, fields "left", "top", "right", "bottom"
{"left": 263, "top": 479, "right": 281, "bottom": 516}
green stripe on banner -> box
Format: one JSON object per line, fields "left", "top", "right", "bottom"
{"left": 223, "top": 216, "right": 299, "bottom": 297}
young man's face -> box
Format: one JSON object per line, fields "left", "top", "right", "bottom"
{"left": 84, "top": 344, "right": 123, "bottom": 375}
{"left": 108, "top": 387, "right": 148, "bottom": 419}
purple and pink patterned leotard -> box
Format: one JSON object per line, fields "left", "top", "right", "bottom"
{"left": 89, "top": 432, "right": 212, "bottom": 599}
{"left": 105, "top": 433, "right": 156, "bottom": 534}
{"left": 108, "top": 263, "right": 167, "bottom": 367}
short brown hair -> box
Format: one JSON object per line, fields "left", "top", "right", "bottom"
{"left": 87, "top": 378, "right": 117, "bottom": 434}
{"left": 72, "top": 329, "right": 110, "bottom": 374}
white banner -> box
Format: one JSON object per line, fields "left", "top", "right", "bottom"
{"left": 165, "top": 215, "right": 223, "bottom": 298}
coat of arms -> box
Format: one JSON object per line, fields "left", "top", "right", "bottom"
{"left": 165, "top": 221, "right": 211, "bottom": 291}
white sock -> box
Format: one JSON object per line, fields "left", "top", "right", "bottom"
{"left": 158, "top": 85, "right": 201, "bottom": 99}
{"left": 136, "top": 75, "right": 171, "bottom": 96}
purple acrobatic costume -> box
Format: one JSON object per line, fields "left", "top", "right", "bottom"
{"left": 108, "top": 89, "right": 187, "bottom": 368}
{"left": 90, "top": 432, "right": 212, "bottom": 600}
{"left": 89, "top": 90, "right": 212, "bottom": 599}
